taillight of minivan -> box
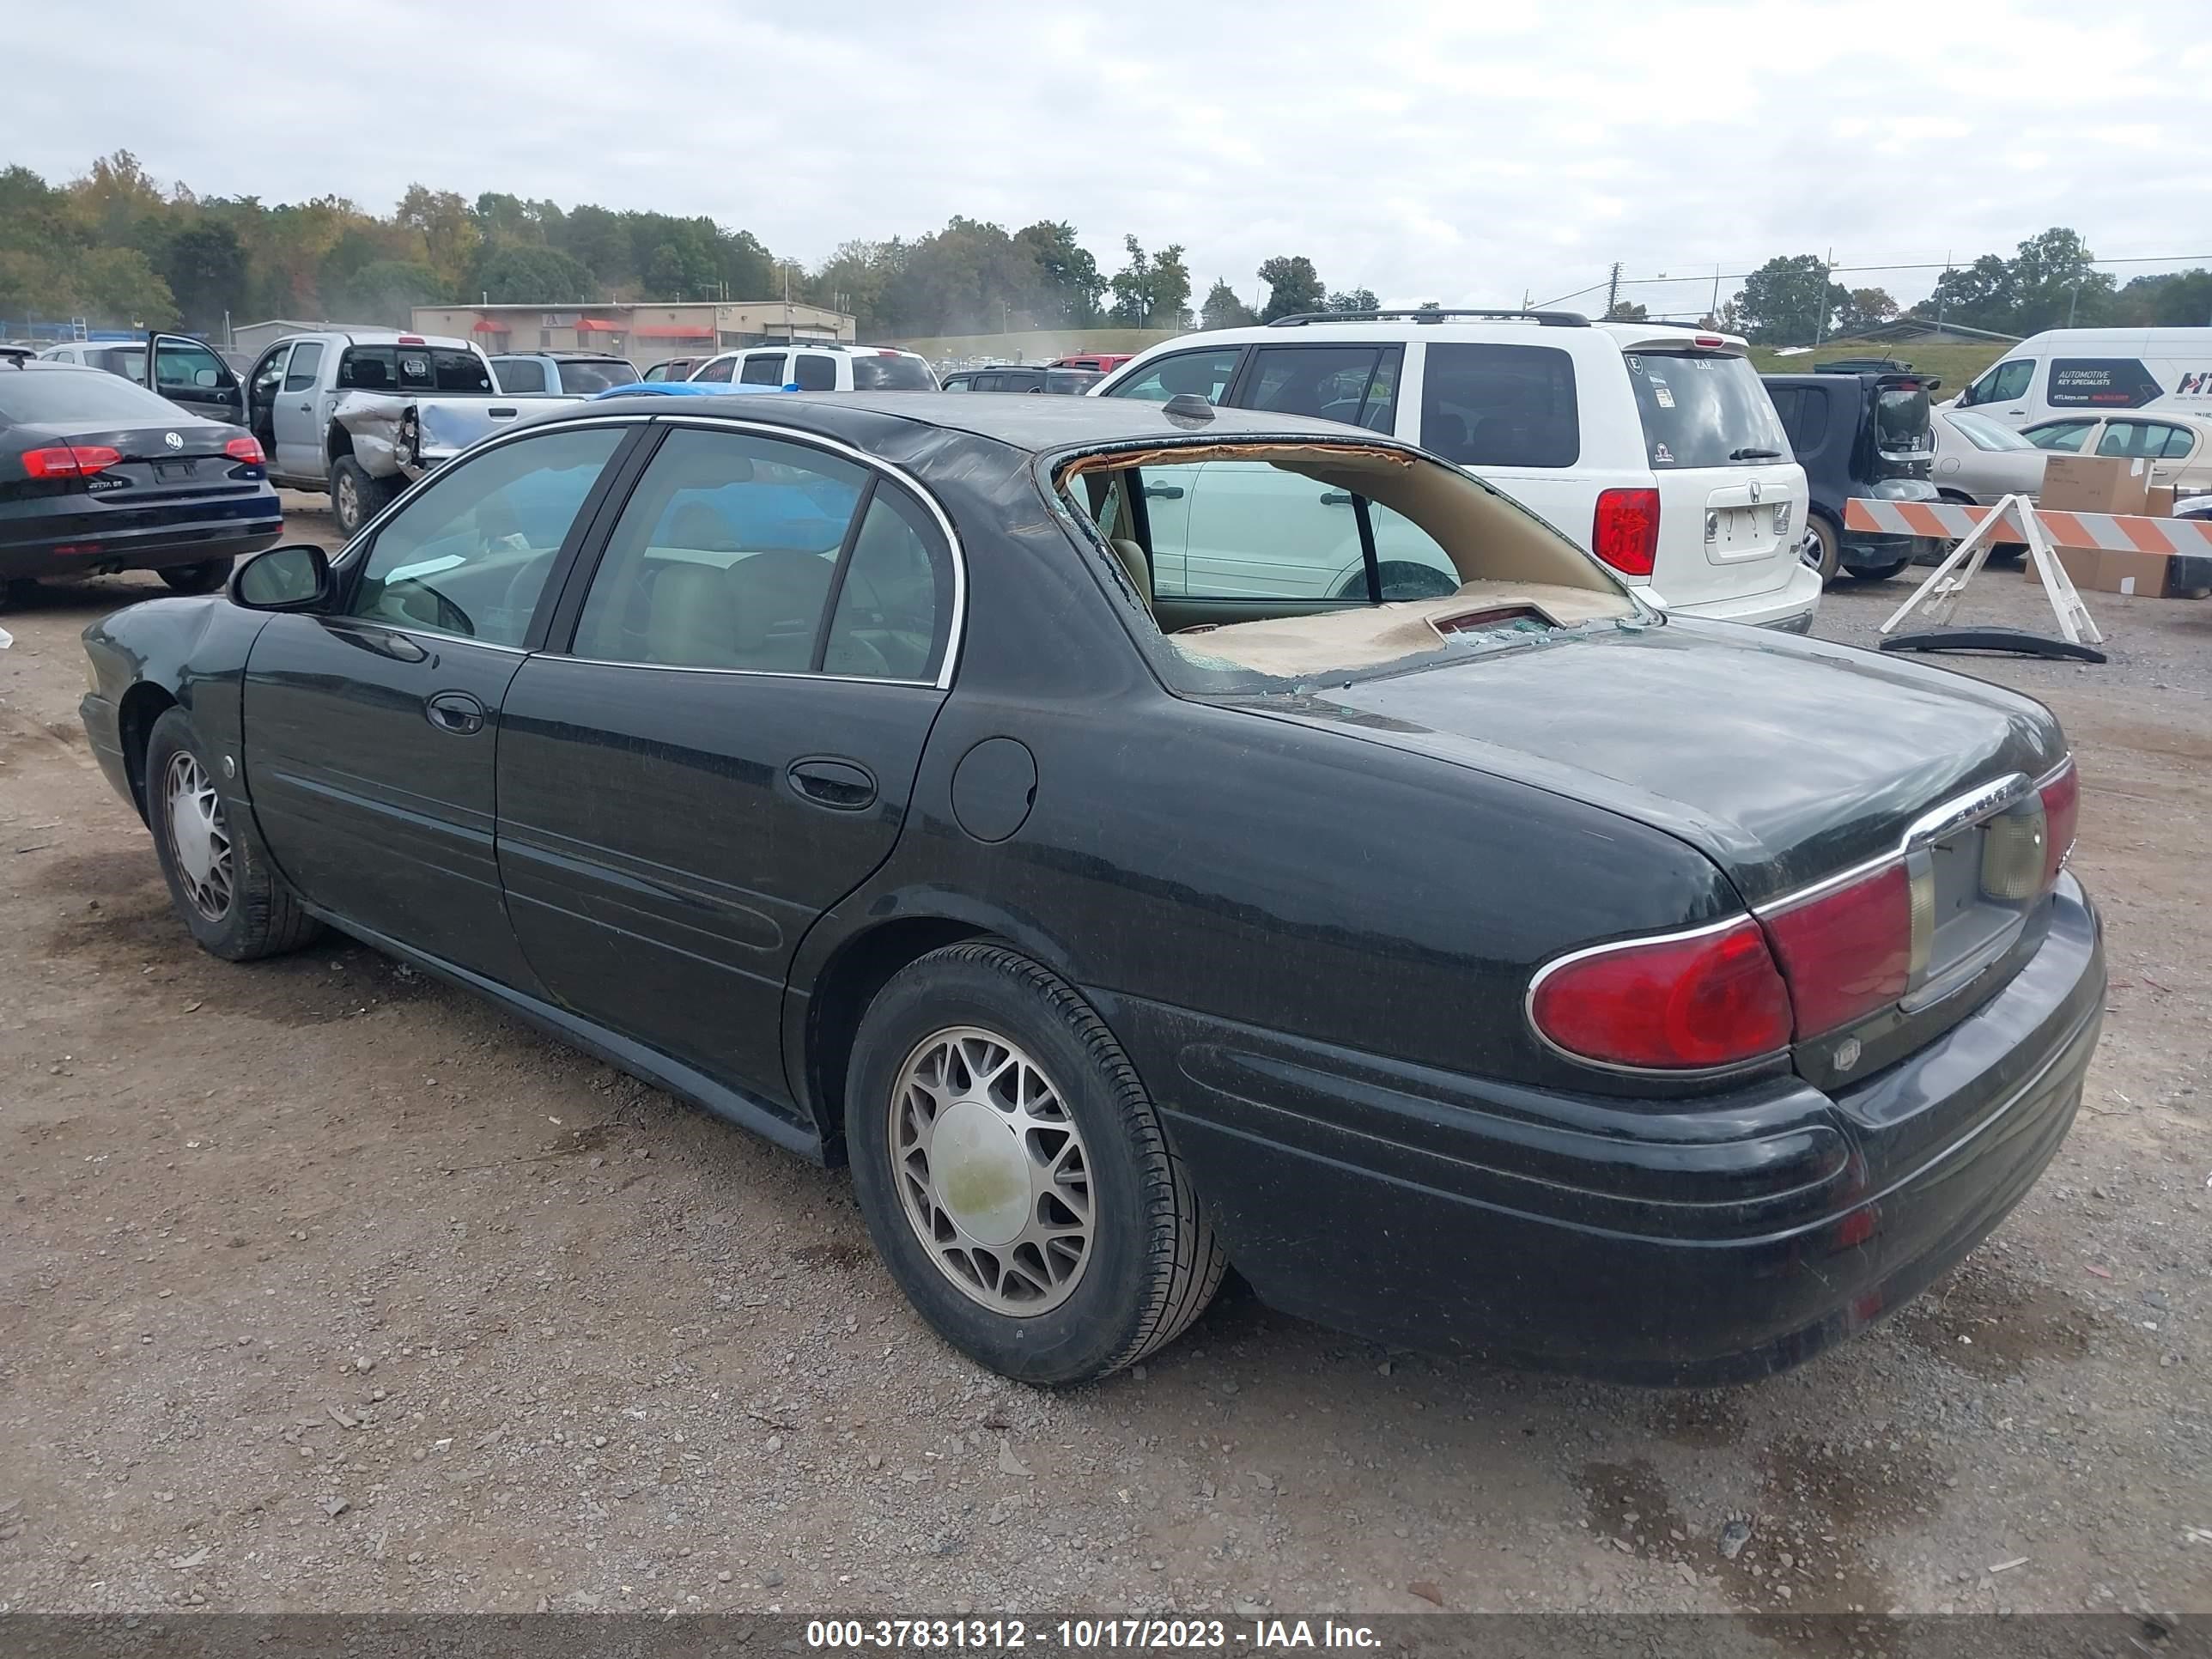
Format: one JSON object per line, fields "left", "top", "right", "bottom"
{"left": 1592, "top": 488, "right": 1660, "bottom": 575}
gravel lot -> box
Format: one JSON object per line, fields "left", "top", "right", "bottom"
{"left": 3, "top": 517, "right": 2208, "bottom": 1621}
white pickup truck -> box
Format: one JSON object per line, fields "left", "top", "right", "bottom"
{"left": 241, "top": 328, "right": 555, "bottom": 536}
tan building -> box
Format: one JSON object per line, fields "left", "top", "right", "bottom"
{"left": 408, "top": 301, "right": 857, "bottom": 371}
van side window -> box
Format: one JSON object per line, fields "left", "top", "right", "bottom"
{"left": 1419, "top": 344, "right": 1579, "bottom": 468}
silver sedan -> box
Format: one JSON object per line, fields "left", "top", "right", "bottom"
{"left": 1932, "top": 408, "right": 2048, "bottom": 507}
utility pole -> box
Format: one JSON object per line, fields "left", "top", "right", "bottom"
{"left": 1605, "top": 261, "right": 1623, "bottom": 319}
{"left": 1710, "top": 264, "right": 1720, "bottom": 325}
{"left": 1813, "top": 248, "right": 1834, "bottom": 348}
{"left": 2067, "top": 275, "right": 2081, "bottom": 328}
{"left": 1936, "top": 250, "right": 1950, "bottom": 334}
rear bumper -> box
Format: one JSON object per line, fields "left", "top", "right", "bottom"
{"left": 1841, "top": 529, "right": 1946, "bottom": 568}
{"left": 1656, "top": 559, "right": 1824, "bottom": 629}
{"left": 1106, "top": 876, "right": 2102, "bottom": 1384}
{"left": 1, "top": 512, "right": 281, "bottom": 580}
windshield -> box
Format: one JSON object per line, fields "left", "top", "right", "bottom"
{"left": 850, "top": 354, "right": 935, "bottom": 391}
{"left": 0, "top": 368, "right": 182, "bottom": 423}
{"left": 1946, "top": 410, "right": 2038, "bottom": 452}
{"left": 556, "top": 359, "right": 639, "bottom": 394}
{"left": 1623, "top": 353, "right": 1790, "bottom": 469}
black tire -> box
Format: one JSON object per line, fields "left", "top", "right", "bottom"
{"left": 329, "top": 454, "right": 397, "bottom": 539}
{"left": 144, "top": 707, "right": 322, "bottom": 962}
{"left": 1842, "top": 559, "right": 1910, "bottom": 581}
{"left": 1805, "top": 515, "right": 1842, "bottom": 584}
{"left": 846, "top": 943, "right": 1225, "bottom": 1385}
{"left": 158, "top": 556, "right": 234, "bottom": 595}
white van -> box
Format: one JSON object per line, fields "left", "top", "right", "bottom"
{"left": 1948, "top": 328, "right": 2212, "bottom": 430}
{"left": 1091, "top": 312, "right": 1820, "bottom": 629}
{"left": 687, "top": 341, "right": 937, "bottom": 391}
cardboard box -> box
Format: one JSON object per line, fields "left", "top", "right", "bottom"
{"left": 2025, "top": 543, "right": 2171, "bottom": 597}
{"left": 2146, "top": 484, "right": 2176, "bottom": 518}
{"left": 2039, "top": 453, "right": 2151, "bottom": 516}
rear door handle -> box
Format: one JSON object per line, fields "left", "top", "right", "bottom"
{"left": 787, "top": 757, "right": 877, "bottom": 811}
{"left": 424, "top": 690, "right": 485, "bottom": 735}
{"left": 1143, "top": 483, "right": 1185, "bottom": 499}
{"left": 1320, "top": 490, "right": 1355, "bottom": 505}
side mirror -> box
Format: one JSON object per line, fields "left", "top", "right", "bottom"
{"left": 232, "top": 544, "right": 331, "bottom": 611}
{"left": 195, "top": 368, "right": 220, "bottom": 388}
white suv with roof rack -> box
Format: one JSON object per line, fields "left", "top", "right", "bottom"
{"left": 686, "top": 341, "right": 938, "bottom": 391}
{"left": 1091, "top": 310, "right": 1820, "bottom": 629}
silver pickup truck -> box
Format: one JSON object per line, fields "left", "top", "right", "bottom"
{"left": 241, "top": 329, "right": 556, "bottom": 536}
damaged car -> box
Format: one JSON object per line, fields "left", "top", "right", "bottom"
{"left": 79, "top": 393, "right": 2102, "bottom": 1387}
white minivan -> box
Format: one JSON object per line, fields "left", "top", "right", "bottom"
{"left": 1948, "top": 327, "right": 2212, "bottom": 430}
{"left": 1091, "top": 311, "right": 1820, "bottom": 629}
{"left": 687, "top": 341, "right": 937, "bottom": 391}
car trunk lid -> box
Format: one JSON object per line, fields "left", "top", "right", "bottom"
{"left": 18, "top": 418, "right": 262, "bottom": 507}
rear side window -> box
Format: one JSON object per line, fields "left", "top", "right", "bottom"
{"left": 822, "top": 485, "right": 955, "bottom": 680}
{"left": 337, "top": 346, "right": 494, "bottom": 393}
{"left": 1623, "top": 353, "right": 1788, "bottom": 469}
{"left": 1767, "top": 384, "right": 1831, "bottom": 455}
{"left": 496, "top": 358, "right": 546, "bottom": 393}
{"left": 1238, "top": 345, "right": 1400, "bottom": 432}
{"left": 850, "top": 353, "right": 934, "bottom": 390}
{"left": 793, "top": 355, "right": 838, "bottom": 391}
{"left": 557, "top": 359, "right": 638, "bottom": 394}
{"left": 739, "top": 353, "right": 788, "bottom": 386}
{"left": 692, "top": 356, "right": 736, "bottom": 383}
{"left": 1107, "top": 347, "right": 1243, "bottom": 404}
{"left": 1419, "top": 343, "right": 1579, "bottom": 468}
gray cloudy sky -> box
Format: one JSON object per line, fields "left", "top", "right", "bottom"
{"left": 14, "top": 0, "right": 2210, "bottom": 317}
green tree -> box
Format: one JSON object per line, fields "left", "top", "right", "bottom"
{"left": 325, "top": 258, "right": 442, "bottom": 325}
{"left": 1735, "top": 254, "right": 1845, "bottom": 344}
{"left": 1832, "top": 287, "right": 1897, "bottom": 335}
{"left": 1924, "top": 254, "right": 2014, "bottom": 331}
{"left": 1150, "top": 244, "right": 1191, "bottom": 329}
{"left": 395, "top": 185, "right": 482, "bottom": 296}
{"left": 1326, "top": 287, "right": 1379, "bottom": 313}
{"left": 1257, "top": 255, "right": 1324, "bottom": 322}
{"left": 1200, "top": 278, "right": 1255, "bottom": 330}
{"left": 1602, "top": 299, "right": 1648, "bottom": 321}
{"left": 2114, "top": 269, "right": 2212, "bottom": 326}
{"left": 478, "top": 244, "right": 594, "bottom": 304}
{"left": 162, "top": 221, "right": 248, "bottom": 331}
{"left": 1013, "top": 221, "right": 1105, "bottom": 326}
{"left": 2008, "top": 227, "right": 2115, "bottom": 331}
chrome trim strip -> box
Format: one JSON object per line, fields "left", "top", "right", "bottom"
{"left": 323, "top": 621, "right": 528, "bottom": 657}
{"left": 1753, "top": 771, "right": 2037, "bottom": 919}
{"left": 1522, "top": 914, "right": 1790, "bottom": 1081}
{"left": 550, "top": 656, "right": 937, "bottom": 689}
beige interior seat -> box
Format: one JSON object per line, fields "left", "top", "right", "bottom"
{"left": 1108, "top": 538, "right": 1152, "bottom": 611}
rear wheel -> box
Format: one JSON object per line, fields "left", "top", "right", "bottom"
{"left": 158, "top": 556, "right": 234, "bottom": 594}
{"left": 1804, "top": 515, "right": 1841, "bottom": 584}
{"left": 846, "top": 943, "right": 1225, "bottom": 1384}
{"left": 1842, "top": 559, "right": 1910, "bottom": 581}
{"left": 144, "top": 708, "right": 321, "bottom": 961}
{"left": 330, "top": 455, "right": 397, "bottom": 539}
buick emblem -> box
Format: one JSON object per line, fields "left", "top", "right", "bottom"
{"left": 164, "top": 432, "right": 183, "bottom": 450}
{"left": 1748, "top": 480, "right": 1762, "bottom": 503}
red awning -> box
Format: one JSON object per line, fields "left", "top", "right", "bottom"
{"left": 633, "top": 324, "right": 713, "bottom": 339}
{"left": 574, "top": 318, "right": 623, "bottom": 333}
{"left": 471, "top": 318, "right": 509, "bottom": 332}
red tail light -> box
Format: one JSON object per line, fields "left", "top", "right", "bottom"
{"left": 224, "top": 435, "right": 264, "bottom": 465}
{"left": 2038, "top": 760, "right": 2078, "bottom": 888}
{"left": 1592, "top": 488, "right": 1660, "bottom": 576}
{"left": 21, "top": 442, "right": 121, "bottom": 479}
{"left": 1760, "top": 861, "right": 1915, "bottom": 1040}
{"left": 1528, "top": 917, "right": 1792, "bottom": 1071}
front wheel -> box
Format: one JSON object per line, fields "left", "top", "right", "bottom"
{"left": 158, "top": 556, "right": 234, "bottom": 594}
{"left": 329, "top": 455, "right": 398, "bottom": 539}
{"left": 846, "top": 943, "right": 1225, "bottom": 1384}
{"left": 144, "top": 708, "right": 322, "bottom": 961}
{"left": 1842, "top": 559, "right": 1910, "bottom": 581}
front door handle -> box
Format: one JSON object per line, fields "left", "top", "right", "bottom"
{"left": 1143, "top": 483, "right": 1185, "bottom": 500}
{"left": 787, "top": 757, "right": 877, "bottom": 811}
{"left": 1320, "top": 490, "right": 1355, "bottom": 505}
{"left": 424, "top": 690, "right": 485, "bottom": 735}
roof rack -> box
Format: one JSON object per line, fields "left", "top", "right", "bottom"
{"left": 1265, "top": 307, "right": 1589, "bottom": 329}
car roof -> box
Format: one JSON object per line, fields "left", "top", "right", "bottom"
{"left": 496, "top": 350, "right": 629, "bottom": 362}
{"left": 1116, "top": 317, "right": 1748, "bottom": 357}
{"left": 704, "top": 342, "right": 922, "bottom": 358}
{"left": 573, "top": 389, "right": 1404, "bottom": 455}
{"left": 4, "top": 358, "right": 109, "bottom": 374}
{"left": 286, "top": 328, "right": 475, "bottom": 350}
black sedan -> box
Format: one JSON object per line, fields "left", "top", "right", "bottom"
{"left": 3, "top": 359, "right": 281, "bottom": 605}
{"left": 77, "top": 392, "right": 2103, "bottom": 1386}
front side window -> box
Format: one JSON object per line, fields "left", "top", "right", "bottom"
{"left": 572, "top": 427, "right": 869, "bottom": 672}
{"left": 793, "top": 355, "right": 838, "bottom": 391}
{"left": 154, "top": 340, "right": 227, "bottom": 392}
{"left": 1420, "top": 343, "right": 1579, "bottom": 467}
{"left": 739, "top": 353, "right": 789, "bottom": 386}
{"left": 692, "top": 356, "right": 736, "bottom": 383}
{"left": 1238, "top": 345, "right": 1400, "bottom": 432}
{"left": 343, "top": 425, "right": 624, "bottom": 646}
{"left": 1105, "top": 347, "right": 1243, "bottom": 404}
{"left": 282, "top": 342, "right": 324, "bottom": 392}
{"left": 251, "top": 346, "right": 291, "bottom": 400}
{"left": 1967, "top": 359, "right": 2035, "bottom": 407}
{"left": 2025, "top": 420, "right": 2096, "bottom": 453}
